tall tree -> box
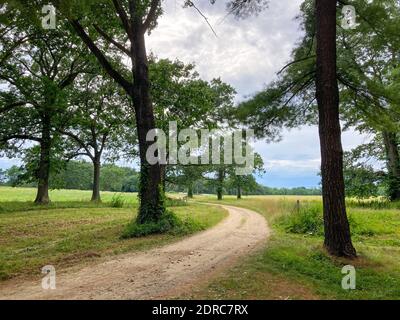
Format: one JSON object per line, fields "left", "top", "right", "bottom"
{"left": 228, "top": 153, "right": 265, "bottom": 199}
{"left": 60, "top": 73, "right": 130, "bottom": 202}
{"left": 338, "top": 0, "right": 400, "bottom": 200}
{"left": 149, "top": 58, "right": 236, "bottom": 196}
{"left": 0, "top": 9, "right": 87, "bottom": 204}
{"left": 232, "top": 0, "right": 357, "bottom": 256}
{"left": 313, "top": 0, "right": 356, "bottom": 257}
{"left": 62, "top": 0, "right": 168, "bottom": 224}
{"left": 168, "top": 165, "right": 206, "bottom": 198}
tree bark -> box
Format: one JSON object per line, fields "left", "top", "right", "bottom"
{"left": 188, "top": 183, "right": 194, "bottom": 198}
{"left": 34, "top": 115, "right": 51, "bottom": 204}
{"left": 217, "top": 168, "right": 224, "bottom": 201}
{"left": 382, "top": 131, "right": 400, "bottom": 201}
{"left": 237, "top": 185, "right": 242, "bottom": 199}
{"left": 315, "top": 0, "right": 356, "bottom": 258}
{"left": 160, "top": 164, "right": 166, "bottom": 192}
{"left": 71, "top": 1, "right": 166, "bottom": 224}
{"left": 131, "top": 16, "right": 165, "bottom": 224}
{"left": 91, "top": 154, "right": 101, "bottom": 202}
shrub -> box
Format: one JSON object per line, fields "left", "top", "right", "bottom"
{"left": 110, "top": 194, "right": 125, "bottom": 208}
{"left": 121, "top": 210, "right": 204, "bottom": 238}
{"left": 276, "top": 202, "right": 378, "bottom": 238}
{"left": 276, "top": 202, "right": 324, "bottom": 236}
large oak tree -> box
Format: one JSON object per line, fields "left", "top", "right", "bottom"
{"left": 0, "top": 8, "right": 88, "bottom": 204}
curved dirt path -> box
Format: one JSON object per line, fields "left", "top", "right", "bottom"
{"left": 0, "top": 205, "right": 269, "bottom": 300}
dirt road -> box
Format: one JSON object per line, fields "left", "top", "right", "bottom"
{"left": 0, "top": 205, "right": 269, "bottom": 300}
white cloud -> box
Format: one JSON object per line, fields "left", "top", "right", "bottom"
{"left": 147, "top": 0, "right": 303, "bottom": 99}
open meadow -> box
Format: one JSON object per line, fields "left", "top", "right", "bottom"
{"left": 0, "top": 187, "right": 227, "bottom": 281}
{"left": 1, "top": 187, "right": 400, "bottom": 299}
{"left": 184, "top": 195, "right": 400, "bottom": 300}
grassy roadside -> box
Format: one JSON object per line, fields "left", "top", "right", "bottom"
{"left": 0, "top": 188, "right": 227, "bottom": 281}
{"left": 187, "top": 195, "right": 400, "bottom": 300}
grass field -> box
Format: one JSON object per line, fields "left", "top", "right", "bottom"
{"left": 186, "top": 195, "right": 400, "bottom": 300}
{"left": 0, "top": 187, "right": 140, "bottom": 204}
{"left": 2, "top": 187, "right": 399, "bottom": 300}
{"left": 0, "top": 187, "right": 227, "bottom": 281}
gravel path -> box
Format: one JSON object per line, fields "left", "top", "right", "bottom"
{"left": 0, "top": 205, "right": 270, "bottom": 300}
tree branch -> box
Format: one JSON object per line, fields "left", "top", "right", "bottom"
{"left": 58, "top": 72, "right": 80, "bottom": 89}
{"left": 0, "top": 101, "right": 26, "bottom": 114}
{"left": 112, "top": 0, "right": 134, "bottom": 41}
{"left": 93, "top": 24, "right": 131, "bottom": 56}
{"left": 1, "top": 134, "right": 41, "bottom": 143}
{"left": 277, "top": 55, "right": 316, "bottom": 75}
{"left": 70, "top": 19, "right": 133, "bottom": 95}
{"left": 59, "top": 129, "right": 94, "bottom": 160}
{"left": 186, "top": 0, "right": 218, "bottom": 38}
{"left": 143, "top": 0, "right": 160, "bottom": 32}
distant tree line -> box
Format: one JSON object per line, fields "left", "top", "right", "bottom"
{"left": 0, "top": 161, "right": 139, "bottom": 193}
{"left": 0, "top": 161, "right": 321, "bottom": 196}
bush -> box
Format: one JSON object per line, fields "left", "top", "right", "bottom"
{"left": 110, "top": 194, "right": 125, "bottom": 208}
{"left": 276, "top": 202, "right": 324, "bottom": 236}
{"left": 121, "top": 210, "right": 204, "bottom": 238}
{"left": 276, "top": 202, "right": 379, "bottom": 238}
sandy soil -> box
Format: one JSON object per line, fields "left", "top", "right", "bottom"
{"left": 0, "top": 205, "right": 269, "bottom": 300}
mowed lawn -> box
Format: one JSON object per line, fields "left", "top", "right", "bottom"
{"left": 0, "top": 187, "right": 227, "bottom": 281}
{"left": 0, "top": 186, "right": 139, "bottom": 204}
{"left": 186, "top": 195, "right": 400, "bottom": 300}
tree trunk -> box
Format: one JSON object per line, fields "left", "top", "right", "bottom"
{"left": 160, "top": 164, "right": 166, "bottom": 192}
{"left": 34, "top": 115, "right": 51, "bottom": 204}
{"left": 315, "top": 0, "right": 356, "bottom": 258}
{"left": 382, "top": 131, "right": 400, "bottom": 201}
{"left": 187, "top": 183, "right": 194, "bottom": 198}
{"left": 91, "top": 154, "right": 101, "bottom": 202}
{"left": 237, "top": 185, "right": 242, "bottom": 199}
{"left": 131, "top": 20, "right": 165, "bottom": 224}
{"left": 217, "top": 168, "right": 224, "bottom": 201}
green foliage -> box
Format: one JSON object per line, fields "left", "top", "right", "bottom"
{"left": 122, "top": 210, "right": 199, "bottom": 238}
{"left": 276, "top": 202, "right": 324, "bottom": 236}
{"left": 0, "top": 165, "right": 27, "bottom": 187}
{"left": 275, "top": 199, "right": 399, "bottom": 239}
{"left": 54, "top": 161, "right": 139, "bottom": 192}
{"left": 150, "top": 58, "right": 236, "bottom": 131}
{"left": 100, "top": 164, "right": 139, "bottom": 192}
{"left": 110, "top": 194, "right": 125, "bottom": 208}
{"left": 343, "top": 151, "right": 383, "bottom": 199}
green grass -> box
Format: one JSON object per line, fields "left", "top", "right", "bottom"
{"left": 189, "top": 195, "right": 400, "bottom": 300}
{"left": 0, "top": 187, "right": 227, "bottom": 281}
{"left": 0, "top": 186, "right": 139, "bottom": 204}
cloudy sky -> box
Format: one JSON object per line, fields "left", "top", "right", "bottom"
{"left": 149, "top": 0, "right": 371, "bottom": 188}
{"left": 0, "top": 0, "right": 372, "bottom": 188}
